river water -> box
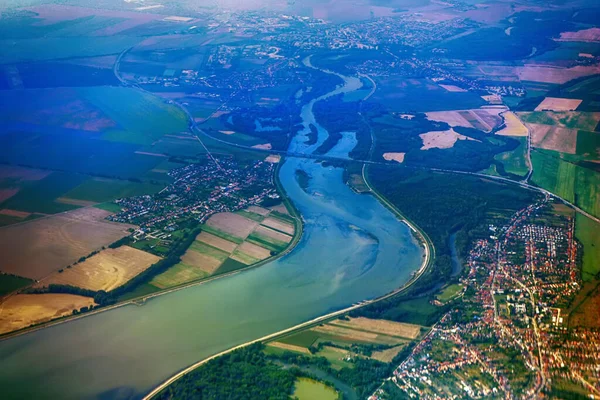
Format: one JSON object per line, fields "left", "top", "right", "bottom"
{"left": 0, "top": 65, "right": 423, "bottom": 400}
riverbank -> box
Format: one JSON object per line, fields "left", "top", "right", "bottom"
{"left": 142, "top": 166, "right": 434, "bottom": 399}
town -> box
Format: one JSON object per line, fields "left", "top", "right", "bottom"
{"left": 372, "top": 197, "right": 600, "bottom": 399}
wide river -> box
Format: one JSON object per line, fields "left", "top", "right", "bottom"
{"left": 0, "top": 63, "right": 423, "bottom": 400}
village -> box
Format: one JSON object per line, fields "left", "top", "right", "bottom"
{"left": 373, "top": 197, "right": 600, "bottom": 399}
{"left": 108, "top": 156, "right": 280, "bottom": 252}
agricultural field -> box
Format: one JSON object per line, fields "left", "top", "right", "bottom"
{"left": 0, "top": 273, "right": 33, "bottom": 297}
{"left": 0, "top": 293, "right": 95, "bottom": 335}
{"left": 0, "top": 171, "right": 87, "bottom": 215}
{"left": 518, "top": 111, "right": 600, "bottom": 131}
{"left": 0, "top": 207, "right": 135, "bottom": 280}
{"left": 425, "top": 108, "right": 503, "bottom": 132}
{"left": 495, "top": 112, "right": 529, "bottom": 136}
{"left": 151, "top": 207, "right": 296, "bottom": 289}
{"left": 534, "top": 97, "right": 583, "bottom": 112}
{"left": 529, "top": 124, "right": 577, "bottom": 154}
{"left": 62, "top": 178, "right": 165, "bottom": 204}
{"left": 516, "top": 65, "right": 600, "bottom": 85}
{"left": 419, "top": 128, "right": 473, "bottom": 150}
{"left": 531, "top": 151, "right": 600, "bottom": 218}
{"left": 435, "top": 284, "right": 465, "bottom": 303}
{"left": 293, "top": 378, "right": 338, "bottom": 400}
{"left": 38, "top": 246, "right": 160, "bottom": 292}
{"left": 575, "top": 214, "right": 600, "bottom": 282}
{"left": 267, "top": 317, "right": 422, "bottom": 368}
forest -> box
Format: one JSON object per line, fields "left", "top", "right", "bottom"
{"left": 352, "top": 166, "right": 540, "bottom": 322}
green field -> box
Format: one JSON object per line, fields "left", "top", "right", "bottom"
{"left": 518, "top": 112, "right": 600, "bottom": 130}
{"left": 247, "top": 233, "right": 288, "bottom": 252}
{"left": 200, "top": 225, "right": 244, "bottom": 244}
{"left": 294, "top": 378, "right": 338, "bottom": 400}
{"left": 235, "top": 210, "right": 265, "bottom": 222}
{"left": 576, "top": 214, "right": 600, "bottom": 281}
{"left": 94, "top": 202, "right": 123, "bottom": 213}
{"left": 0, "top": 172, "right": 87, "bottom": 214}
{"left": 82, "top": 87, "right": 188, "bottom": 144}
{"left": 150, "top": 262, "right": 209, "bottom": 289}
{"left": 0, "top": 36, "right": 140, "bottom": 63}
{"left": 189, "top": 241, "right": 230, "bottom": 262}
{"left": 531, "top": 151, "right": 600, "bottom": 218}
{"left": 494, "top": 137, "right": 529, "bottom": 177}
{"left": 436, "top": 284, "right": 464, "bottom": 303}
{"left": 0, "top": 273, "right": 33, "bottom": 297}
{"left": 214, "top": 258, "right": 247, "bottom": 275}
{"left": 230, "top": 249, "right": 260, "bottom": 265}
{"left": 64, "top": 178, "right": 164, "bottom": 203}
{"left": 576, "top": 130, "right": 600, "bottom": 158}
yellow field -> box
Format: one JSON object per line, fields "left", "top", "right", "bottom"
{"left": 206, "top": 212, "right": 258, "bottom": 239}
{"left": 496, "top": 112, "right": 528, "bottom": 136}
{"left": 331, "top": 317, "right": 422, "bottom": 339}
{"left": 0, "top": 209, "right": 31, "bottom": 218}
{"left": 269, "top": 204, "right": 290, "bottom": 215}
{"left": 438, "top": 84, "right": 467, "bottom": 92}
{"left": 0, "top": 293, "right": 95, "bottom": 334}
{"left": 267, "top": 341, "right": 311, "bottom": 354}
{"left": 420, "top": 128, "right": 472, "bottom": 150}
{"left": 181, "top": 250, "right": 223, "bottom": 274}
{"left": 517, "top": 65, "right": 600, "bottom": 84}
{"left": 371, "top": 344, "right": 407, "bottom": 363}
{"left": 247, "top": 205, "right": 271, "bottom": 216}
{"left": 150, "top": 263, "right": 208, "bottom": 289}
{"left": 535, "top": 97, "right": 583, "bottom": 112}
{"left": 196, "top": 232, "right": 238, "bottom": 253}
{"left": 260, "top": 217, "right": 295, "bottom": 235}
{"left": 0, "top": 208, "right": 136, "bottom": 280}
{"left": 38, "top": 246, "right": 160, "bottom": 291}
{"left": 383, "top": 152, "right": 405, "bottom": 163}
{"left": 529, "top": 124, "right": 577, "bottom": 154}
{"left": 426, "top": 109, "right": 502, "bottom": 133}
{"left": 236, "top": 241, "right": 271, "bottom": 260}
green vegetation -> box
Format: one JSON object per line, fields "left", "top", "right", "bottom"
{"left": 575, "top": 214, "right": 600, "bottom": 281}
{"left": 0, "top": 273, "right": 33, "bottom": 297}
{"left": 83, "top": 87, "right": 189, "bottom": 145}
{"left": 576, "top": 130, "right": 600, "bottom": 158}
{"left": 436, "top": 284, "right": 464, "bottom": 303}
{"left": 150, "top": 263, "right": 209, "bottom": 289}
{"left": 294, "top": 377, "right": 339, "bottom": 400}
{"left": 189, "top": 241, "right": 230, "bottom": 262}
{"left": 94, "top": 202, "right": 123, "bottom": 213}
{"left": 247, "top": 234, "right": 288, "bottom": 253}
{"left": 235, "top": 210, "right": 264, "bottom": 222}
{"left": 494, "top": 136, "right": 530, "bottom": 177}
{"left": 531, "top": 150, "right": 600, "bottom": 218}
{"left": 353, "top": 166, "right": 538, "bottom": 324}
{"left": 0, "top": 36, "right": 140, "bottom": 64}
{"left": 0, "top": 172, "right": 87, "bottom": 214}
{"left": 64, "top": 178, "right": 164, "bottom": 203}
{"left": 214, "top": 258, "right": 247, "bottom": 275}
{"left": 157, "top": 344, "right": 297, "bottom": 400}
{"left": 230, "top": 250, "right": 260, "bottom": 265}
{"left": 200, "top": 225, "right": 244, "bottom": 244}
